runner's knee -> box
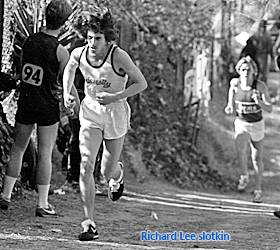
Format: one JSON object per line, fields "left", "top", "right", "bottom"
{"left": 80, "top": 155, "right": 95, "bottom": 174}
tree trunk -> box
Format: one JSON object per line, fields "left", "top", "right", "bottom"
{"left": 0, "top": 0, "right": 4, "bottom": 60}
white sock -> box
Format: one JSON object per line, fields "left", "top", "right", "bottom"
{"left": 1, "top": 175, "right": 17, "bottom": 201}
{"left": 81, "top": 219, "right": 96, "bottom": 231}
{"left": 37, "top": 184, "right": 50, "bottom": 208}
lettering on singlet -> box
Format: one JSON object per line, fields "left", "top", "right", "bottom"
{"left": 22, "top": 63, "right": 44, "bottom": 86}
{"left": 236, "top": 101, "right": 260, "bottom": 114}
{"left": 85, "top": 77, "right": 111, "bottom": 88}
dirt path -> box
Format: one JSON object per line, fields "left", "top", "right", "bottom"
{"left": 1, "top": 73, "right": 280, "bottom": 250}
{"left": 1, "top": 180, "right": 280, "bottom": 250}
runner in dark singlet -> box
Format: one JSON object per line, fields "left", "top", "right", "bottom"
{"left": 225, "top": 56, "right": 272, "bottom": 203}
{"left": 0, "top": 0, "right": 73, "bottom": 217}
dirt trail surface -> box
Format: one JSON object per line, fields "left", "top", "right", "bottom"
{"left": 1, "top": 72, "right": 280, "bottom": 250}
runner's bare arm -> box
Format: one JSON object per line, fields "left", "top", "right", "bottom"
{"left": 257, "top": 81, "right": 272, "bottom": 113}
{"left": 57, "top": 44, "right": 70, "bottom": 77}
{"left": 70, "top": 84, "right": 80, "bottom": 117}
{"left": 113, "top": 48, "right": 147, "bottom": 101}
{"left": 63, "top": 47, "right": 82, "bottom": 108}
{"left": 225, "top": 78, "right": 237, "bottom": 114}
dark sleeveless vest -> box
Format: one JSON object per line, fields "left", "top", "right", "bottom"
{"left": 18, "top": 32, "right": 60, "bottom": 112}
{"left": 235, "top": 79, "right": 262, "bottom": 122}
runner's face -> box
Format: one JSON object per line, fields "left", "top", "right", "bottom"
{"left": 87, "top": 30, "right": 107, "bottom": 56}
{"left": 240, "top": 63, "right": 254, "bottom": 81}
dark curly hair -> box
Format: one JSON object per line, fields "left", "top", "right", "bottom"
{"left": 73, "top": 7, "right": 119, "bottom": 42}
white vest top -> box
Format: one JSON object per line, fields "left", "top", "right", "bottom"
{"left": 78, "top": 44, "right": 128, "bottom": 102}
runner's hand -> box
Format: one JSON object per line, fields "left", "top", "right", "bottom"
{"left": 224, "top": 105, "right": 233, "bottom": 114}
{"left": 96, "top": 92, "right": 117, "bottom": 105}
{"left": 64, "top": 94, "right": 76, "bottom": 109}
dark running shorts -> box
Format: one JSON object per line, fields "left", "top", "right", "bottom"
{"left": 15, "top": 107, "right": 60, "bottom": 126}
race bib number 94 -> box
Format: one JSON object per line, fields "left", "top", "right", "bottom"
{"left": 22, "top": 63, "right": 44, "bottom": 86}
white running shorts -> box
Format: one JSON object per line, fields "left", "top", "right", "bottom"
{"left": 234, "top": 118, "right": 264, "bottom": 142}
{"left": 79, "top": 97, "right": 131, "bottom": 140}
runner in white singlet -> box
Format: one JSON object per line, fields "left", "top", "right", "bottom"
{"left": 63, "top": 7, "right": 147, "bottom": 241}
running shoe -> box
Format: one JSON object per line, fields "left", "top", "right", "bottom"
{"left": 78, "top": 219, "right": 99, "bottom": 241}
{"left": 253, "top": 190, "right": 262, "bottom": 203}
{"left": 35, "top": 203, "right": 59, "bottom": 217}
{"left": 95, "top": 183, "right": 108, "bottom": 196}
{"left": 0, "top": 196, "right": 10, "bottom": 210}
{"left": 95, "top": 175, "right": 108, "bottom": 196}
{"left": 273, "top": 210, "right": 280, "bottom": 218}
{"left": 108, "top": 162, "right": 124, "bottom": 201}
{"left": 60, "top": 181, "right": 79, "bottom": 193}
{"left": 95, "top": 184, "right": 103, "bottom": 195}
{"left": 237, "top": 174, "right": 249, "bottom": 191}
